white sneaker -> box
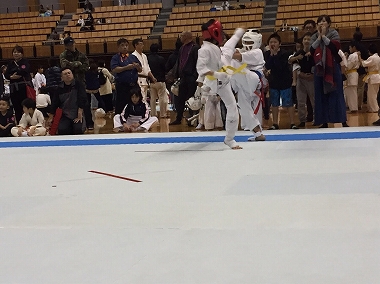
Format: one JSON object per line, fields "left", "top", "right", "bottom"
{"left": 195, "top": 123, "right": 203, "bottom": 130}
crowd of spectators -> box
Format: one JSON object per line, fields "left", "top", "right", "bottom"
{"left": 2, "top": 12, "right": 380, "bottom": 138}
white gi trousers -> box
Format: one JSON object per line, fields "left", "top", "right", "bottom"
{"left": 11, "top": 126, "right": 46, "bottom": 137}
{"left": 113, "top": 114, "right": 158, "bottom": 131}
{"left": 231, "top": 71, "right": 261, "bottom": 132}
{"left": 197, "top": 40, "right": 239, "bottom": 148}
{"left": 367, "top": 83, "right": 380, "bottom": 112}
{"left": 149, "top": 82, "right": 168, "bottom": 118}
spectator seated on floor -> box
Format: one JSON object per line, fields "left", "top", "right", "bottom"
{"left": 36, "top": 86, "right": 51, "bottom": 118}
{"left": 0, "top": 96, "right": 15, "bottom": 137}
{"left": 11, "top": 98, "right": 46, "bottom": 137}
{"left": 47, "top": 68, "right": 87, "bottom": 135}
{"left": 113, "top": 87, "right": 158, "bottom": 132}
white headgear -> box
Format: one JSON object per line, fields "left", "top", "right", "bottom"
{"left": 242, "top": 29, "right": 262, "bottom": 51}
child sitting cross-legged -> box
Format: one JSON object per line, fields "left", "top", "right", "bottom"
{"left": 11, "top": 98, "right": 46, "bottom": 137}
{"left": 0, "top": 96, "right": 15, "bottom": 137}
{"left": 113, "top": 87, "right": 158, "bottom": 132}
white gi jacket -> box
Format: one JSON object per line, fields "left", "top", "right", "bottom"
{"left": 36, "top": 93, "right": 51, "bottom": 108}
{"left": 34, "top": 72, "right": 46, "bottom": 94}
{"left": 132, "top": 51, "right": 151, "bottom": 86}
{"left": 346, "top": 52, "right": 360, "bottom": 86}
{"left": 98, "top": 67, "right": 114, "bottom": 95}
{"left": 361, "top": 53, "right": 380, "bottom": 84}
{"left": 18, "top": 109, "right": 45, "bottom": 128}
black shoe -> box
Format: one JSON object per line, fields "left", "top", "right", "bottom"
{"left": 319, "top": 123, "right": 328, "bottom": 128}
{"left": 268, "top": 123, "right": 279, "bottom": 130}
{"left": 290, "top": 124, "right": 299, "bottom": 129}
{"left": 297, "top": 122, "right": 306, "bottom": 128}
{"left": 342, "top": 122, "right": 349, "bottom": 127}
{"left": 169, "top": 120, "right": 181, "bottom": 125}
{"left": 373, "top": 119, "right": 380, "bottom": 126}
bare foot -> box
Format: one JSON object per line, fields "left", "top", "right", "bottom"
{"left": 224, "top": 139, "right": 243, "bottom": 149}
{"left": 231, "top": 145, "right": 243, "bottom": 149}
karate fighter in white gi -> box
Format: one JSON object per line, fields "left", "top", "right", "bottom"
{"left": 196, "top": 19, "right": 242, "bottom": 149}
{"left": 221, "top": 28, "right": 266, "bottom": 141}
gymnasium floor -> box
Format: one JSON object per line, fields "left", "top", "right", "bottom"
{"left": 1, "top": 127, "right": 380, "bottom": 283}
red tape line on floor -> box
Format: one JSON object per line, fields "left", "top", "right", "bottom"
{"left": 88, "top": 170, "right": 142, "bottom": 182}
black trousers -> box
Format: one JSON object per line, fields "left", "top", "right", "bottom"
{"left": 115, "top": 82, "right": 138, "bottom": 114}
{"left": 58, "top": 115, "right": 85, "bottom": 135}
{"left": 0, "top": 124, "right": 14, "bottom": 137}
{"left": 175, "top": 77, "right": 197, "bottom": 121}
{"left": 10, "top": 83, "right": 27, "bottom": 123}
{"left": 263, "top": 95, "right": 270, "bottom": 120}
{"left": 101, "top": 93, "right": 114, "bottom": 112}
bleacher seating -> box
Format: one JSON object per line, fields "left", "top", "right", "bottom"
{"left": 276, "top": 0, "right": 380, "bottom": 40}
{"left": 1, "top": 1, "right": 380, "bottom": 58}
{"left": 162, "top": 2, "right": 265, "bottom": 39}
{"left": 64, "top": 3, "right": 162, "bottom": 46}
{"left": 0, "top": 10, "right": 64, "bottom": 48}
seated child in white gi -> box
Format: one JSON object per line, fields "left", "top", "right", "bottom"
{"left": 36, "top": 87, "right": 51, "bottom": 118}
{"left": 113, "top": 87, "right": 158, "bottom": 132}
{"left": 11, "top": 98, "right": 46, "bottom": 136}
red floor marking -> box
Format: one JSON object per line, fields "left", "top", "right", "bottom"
{"left": 88, "top": 170, "right": 142, "bottom": 182}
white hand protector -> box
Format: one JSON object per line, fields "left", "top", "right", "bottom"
{"left": 186, "top": 86, "right": 203, "bottom": 111}
{"left": 201, "top": 76, "right": 217, "bottom": 95}
{"left": 194, "top": 86, "right": 202, "bottom": 98}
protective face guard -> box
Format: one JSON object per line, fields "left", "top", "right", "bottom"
{"left": 242, "top": 29, "right": 262, "bottom": 51}
{"left": 202, "top": 20, "right": 223, "bottom": 45}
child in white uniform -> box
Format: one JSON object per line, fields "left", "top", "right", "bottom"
{"left": 359, "top": 43, "right": 380, "bottom": 114}
{"left": 196, "top": 19, "right": 241, "bottom": 149}
{"left": 221, "top": 28, "right": 266, "bottom": 141}
{"left": 345, "top": 41, "right": 360, "bottom": 112}
{"left": 11, "top": 98, "right": 46, "bottom": 136}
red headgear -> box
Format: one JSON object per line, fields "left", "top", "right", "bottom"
{"left": 202, "top": 20, "right": 223, "bottom": 45}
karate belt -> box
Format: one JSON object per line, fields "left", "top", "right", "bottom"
{"left": 363, "top": 70, "right": 379, "bottom": 82}
{"left": 345, "top": 69, "right": 357, "bottom": 74}
{"left": 250, "top": 70, "right": 265, "bottom": 115}
{"left": 206, "top": 63, "right": 247, "bottom": 80}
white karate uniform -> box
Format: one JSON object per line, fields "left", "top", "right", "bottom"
{"left": 36, "top": 93, "right": 51, "bottom": 108}
{"left": 362, "top": 53, "right": 380, "bottom": 113}
{"left": 34, "top": 72, "right": 46, "bottom": 94}
{"left": 197, "top": 40, "right": 240, "bottom": 148}
{"left": 132, "top": 51, "right": 151, "bottom": 102}
{"left": 11, "top": 109, "right": 46, "bottom": 136}
{"left": 221, "top": 28, "right": 264, "bottom": 138}
{"left": 345, "top": 52, "right": 360, "bottom": 111}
